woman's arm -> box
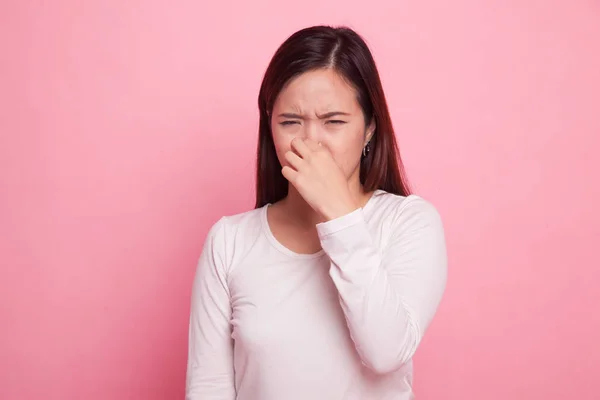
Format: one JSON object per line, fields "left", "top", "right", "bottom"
{"left": 316, "top": 196, "right": 447, "bottom": 375}
{"left": 186, "top": 218, "right": 236, "bottom": 399}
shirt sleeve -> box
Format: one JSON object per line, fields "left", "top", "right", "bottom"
{"left": 186, "top": 217, "right": 236, "bottom": 399}
{"left": 316, "top": 196, "right": 447, "bottom": 375}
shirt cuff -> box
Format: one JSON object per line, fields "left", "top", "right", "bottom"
{"left": 316, "top": 207, "right": 365, "bottom": 239}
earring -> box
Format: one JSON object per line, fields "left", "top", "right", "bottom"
{"left": 362, "top": 142, "right": 371, "bottom": 157}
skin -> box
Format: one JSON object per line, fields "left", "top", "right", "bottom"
{"left": 267, "top": 68, "right": 376, "bottom": 255}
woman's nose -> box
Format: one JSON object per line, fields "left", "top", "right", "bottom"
{"left": 303, "top": 120, "right": 323, "bottom": 142}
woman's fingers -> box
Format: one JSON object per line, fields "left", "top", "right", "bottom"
{"left": 290, "top": 137, "right": 312, "bottom": 159}
{"left": 284, "top": 150, "right": 303, "bottom": 171}
{"left": 302, "top": 139, "right": 322, "bottom": 152}
{"left": 281, "top": 165, "right": 299, "bottom": 183}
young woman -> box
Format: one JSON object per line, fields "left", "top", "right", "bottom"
{"left": 186, "top": 25, "right": 447, "bottom": 400}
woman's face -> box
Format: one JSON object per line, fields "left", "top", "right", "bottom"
{"left": 270, "top": 68, "right": 374, "bottom": 183}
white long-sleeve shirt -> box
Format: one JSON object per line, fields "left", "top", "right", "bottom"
{"left": 186, "top": 190, "right": 447, "bottom": 400}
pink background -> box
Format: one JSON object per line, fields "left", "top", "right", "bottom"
{"left": 1, "top": 1, "right": 599, "bottom": 399}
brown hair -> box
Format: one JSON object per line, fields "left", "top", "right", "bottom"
{"left": 255, "top": 25, "right": 411, "bottom": 208}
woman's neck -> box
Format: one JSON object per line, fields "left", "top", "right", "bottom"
{"left": 280, "top": 187, "right": 322, "bottom": 227}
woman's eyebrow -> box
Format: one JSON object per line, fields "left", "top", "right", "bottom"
{"left": 277, "top": 111, "right": 350, "bottom": 119}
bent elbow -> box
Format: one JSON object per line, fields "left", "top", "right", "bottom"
{"left": 364, "top": 359, "right": 402, "bottom": 375}
{"left": 362, "top": 352, "right": 412, "bottom": 375}
{"left": 361, "top": 330, "right": 420, "bottom": 375}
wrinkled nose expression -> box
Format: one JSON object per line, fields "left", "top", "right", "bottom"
{"left": 270, "top": 68, "right": 371, "bottom": 178}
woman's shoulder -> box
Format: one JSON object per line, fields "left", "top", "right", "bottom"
{"left": 371, "top": 190, "right": 444, "bottom": 228}
{"left": 206, "top": 206, "right": 266, "bottom": 243}
{"left": 201, "top": 206, "right": 267, "bottom": 266}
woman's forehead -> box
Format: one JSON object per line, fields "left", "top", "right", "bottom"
{"left": 274, "top": 69, "right": 360, "bottom": 114}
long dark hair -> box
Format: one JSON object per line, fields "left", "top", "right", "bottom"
{"left": 255, "top": 25, "right": 411, "bottom": 208}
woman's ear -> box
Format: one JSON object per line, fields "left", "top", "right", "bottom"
{"left": 365, "top": 119, "right": 376, "bottom": 145}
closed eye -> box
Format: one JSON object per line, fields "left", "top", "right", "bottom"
{"left": 280, "top": 121, "right": 299, "bottom": 126}
{"left": 327, "top": 120, "right": 347, "bottom": 124}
